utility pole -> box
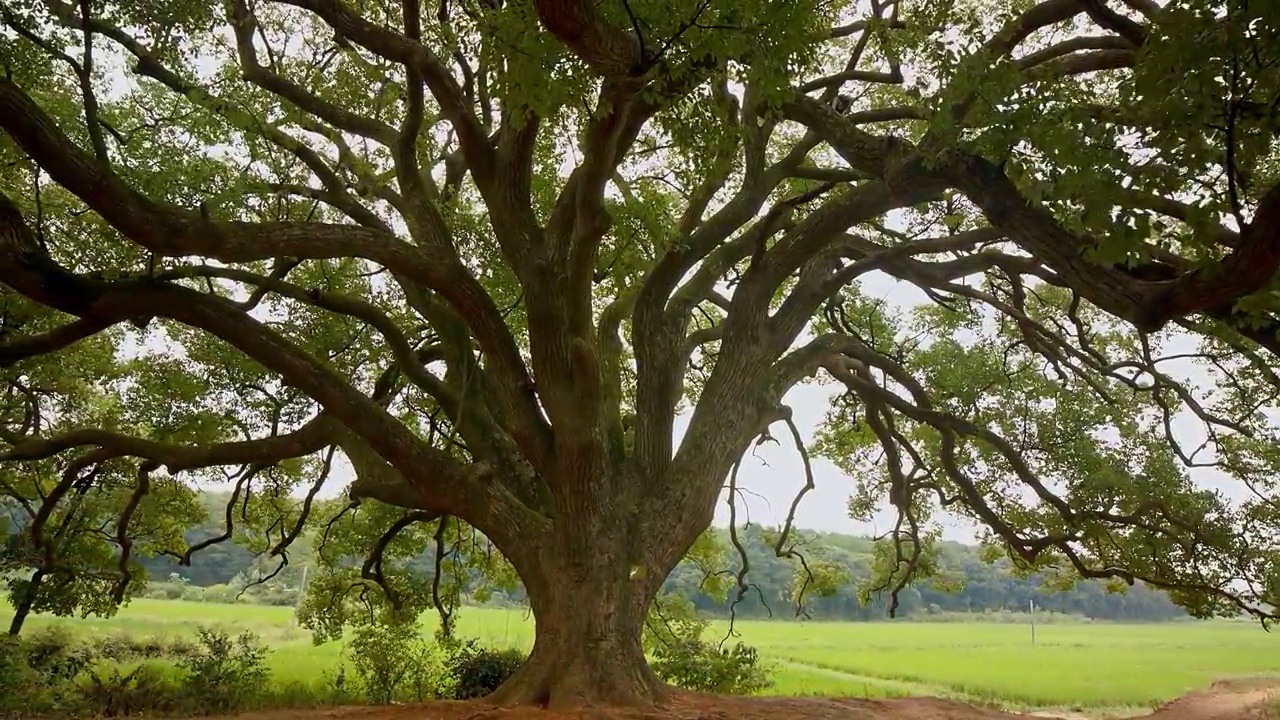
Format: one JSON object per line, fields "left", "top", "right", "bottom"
{"left": 1029, "top": 598, "right": 1037, "bottom": 647}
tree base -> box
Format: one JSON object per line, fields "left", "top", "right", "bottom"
{"left": 485, "top": 639, "right": 669, "bottom": 710}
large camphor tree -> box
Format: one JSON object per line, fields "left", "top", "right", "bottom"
{"left": 0, "top": 0, "right": 1278, "bottom": 708}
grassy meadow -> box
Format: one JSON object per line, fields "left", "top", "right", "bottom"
{"left": 3, "top": 597, "right": 1278, "bottom": 712}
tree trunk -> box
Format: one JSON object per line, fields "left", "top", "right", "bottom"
{"left": 485, "top": 587, "right": 665, "bottom": 709}
{"left": 7, "top": 568, "right": 42, "bottom": 636}
{"left": 486, "top": 523, "right": 674, "bottom": 709}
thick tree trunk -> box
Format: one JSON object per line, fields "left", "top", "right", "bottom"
{"left": 485, "top": 514, "right": 677, "bottom": 709}
{"left": 485, "top": 580, "right": 666, "bottom": 709}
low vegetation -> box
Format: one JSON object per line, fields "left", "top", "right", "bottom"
{"left": 0, "top": 596, "right": 771, "bottom": 718}
{"left": 3, "top": 597, "right": 1279, "bottom": 716}
{"left": 1, "top": 625, "right": 287, "bottom": 718}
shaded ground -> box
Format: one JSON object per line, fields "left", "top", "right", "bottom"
{"left": 202, "top": 679, "right": 1280, "bottom": 720}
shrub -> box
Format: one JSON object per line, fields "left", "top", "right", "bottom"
{"left": 262, "top": 679, "right": 349, "bottom": 710}
{"left": 80, "top": 662, "right": 178, "bottom": 718}
{"left": 348, "top": 623, "right": 416, "bottom": 704}
{"left": 347, "top": 621, "right": 451, "bottom": 704}
{"left": 87, "top": 632, "right": 194, "bottom": 664}
{"left": 644, "top": 593, "right": 772, "bottom": 695}
{"left": 0, "top": 630, "right": 91, "bottom": 717}
{"left": 444, "top": 640, "right": 526, "bottom": 700}
{"left": 328, "top": 664, "right": 351, "bottom": 703}
{"left": 22, "top": 625, "right": 94, "bottom": 682}
{"left": 88, "top": 632, "right": 137, "bottom": 662}
{"left": 649, "top": 638, "right": 772, "bottom": 695}
{"left": 202, "top": 584, "right": 235, "bottom": 603}
{"left": 0, "top": 635, "right": 45, "bottom": 717}
{"left": 176, "top": 627, "right": 270, "bottom": 714}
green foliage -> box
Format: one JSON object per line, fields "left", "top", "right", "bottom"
{"left": 20, "top": 625, "right": 95, "bottom": 682}
{"left": 0, "top": 632, "right": 70, "bottom": 717}
{"left": 444, "top": 639, "right": 527, "bottom": 700}
{"left": 332, "top": 615, "right": 528, "bottom": 704}
{"left": 0, "top": 626, "right": 184, "bottom": 718}
{"left": 176, "top": 628, "right": 271, "bottom": 714}
{"left": 2, "top": 0, "right": 1280, "bottom": 700}
{"left": 81, "top": 663, "right": 178, "bottom": 719}
{"left": 346, "top": 621, "right": 449, "bottom": 704}
{"left": 295, "top": 506, "right": 518, "bottom": 645}
{"left": 651, "top": 640, "right": 772, "bottom": 696}
{"left": 665, "top": 526, "right": 1186, "bottom": 622}
{"left": 645, "top": 593, "right": 772, "bottom": 695}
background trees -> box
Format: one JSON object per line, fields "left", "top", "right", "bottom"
{"left": 0, "top": 0, "right": 1277, "bottom": 708}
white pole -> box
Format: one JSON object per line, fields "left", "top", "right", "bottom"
{"left": 1029, "top": 598, "right": 1036, "bottom": 647}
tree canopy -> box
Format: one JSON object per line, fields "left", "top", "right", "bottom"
{"left": 0, "top": 0, "right": 1278, "bottom": 708}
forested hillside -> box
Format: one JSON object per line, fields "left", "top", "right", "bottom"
{"left": 63, "top": 493, "right": 1186, "bottom": 622}
{"left": 665, "top": 526, "right": 1185, "bottom": 621}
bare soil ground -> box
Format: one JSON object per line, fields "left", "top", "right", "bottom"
{"left": 208, "top": 679, "right": 1280, "bottom": 720}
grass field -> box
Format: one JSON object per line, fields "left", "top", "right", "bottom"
{"left": 4, "top": 598, "right": 1278, "bottom": 712}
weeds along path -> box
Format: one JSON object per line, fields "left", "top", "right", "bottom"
{"left": 190, "top": 678, "right": 1280, "bottom": 720}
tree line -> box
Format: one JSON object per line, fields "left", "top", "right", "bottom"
{"left": 108, "top": 493, "right": 1188, "bottom": 622}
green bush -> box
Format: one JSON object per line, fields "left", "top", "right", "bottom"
{"left": 88, "top": 632, "right": 194, "bottom": 662}
{"left": 348, "top": 620, "right": 432, "bottom": 696}
{"left": 0, "top": 629, "right": 92, "bottom": 717}
{"left": 444, "top": 640, "right": 526, "bottom": 700}
{"left": 176, "top": 628, "right": 270, "bottom": 714}
{"left": 0, "top": 635, "right": 45, "bottom": 717}
{"left": 22, "top": 625, "right": 94, "bottom": 682}
{"left": 1, "top": 626, "right": 286, "bottom": 718}
{"left": 643, "top": 593, "right": 772, "bottom": 695}
{"left": 79, "top": 662, "right": 178, "bottom": 718}
{"left": 650, "top": 638, "right": 772, "bottom": 695}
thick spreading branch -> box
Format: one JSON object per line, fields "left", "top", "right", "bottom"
{"left": 0, "top": 193, "right": 541, "bottom": 545}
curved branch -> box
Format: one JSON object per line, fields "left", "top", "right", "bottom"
{"left": 111, "top": 460, "right": 155, "bottom": 603}
{"left": 0, "top": 80, "right": 552, "bottom": 467}
{"left": 0, "top": 315, "right": 119, "bottom": 366}
{"left": 1, "top": 415, "right": 332, "bottom": 473}
{"left": 228, "top": 0, "right": 398, "bottom": 145}
{"left": 1078, "top": 0, "right": 1148, "bottom": 47}
{"left": 277, "top": 0, "right": 495, "bottom": 180}
{"left": 362, "top": 509, "right": 440, "bottom": 609}
{"left": 0, "top": 202, "right": 538, "bottom": 537}
{"left": 531, "top": 0, "right": 646, "bottom": 79}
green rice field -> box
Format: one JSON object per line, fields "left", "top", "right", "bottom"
{"left": 3, "top": 598, "right": 1278, "bottom": 712}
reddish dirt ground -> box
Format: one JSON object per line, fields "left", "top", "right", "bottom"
{"left": 203, "top": 678, "right": 1280, "bottom": 720}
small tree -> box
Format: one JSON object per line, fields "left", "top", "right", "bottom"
{"left": 0, "top": 461, "right": 201, "bottom": 634}
{"left": 0, "top": 0, "right": 1278, "bottom": 710}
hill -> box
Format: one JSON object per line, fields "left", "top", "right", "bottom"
{"left": 100, "top": 492, "right": 1184, "bottom": 622}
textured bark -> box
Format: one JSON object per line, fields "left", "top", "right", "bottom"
{"left": 489, "top": 499, "right": 675, "bottom": 709}
{"left": 487, "top": 564, "right": 665, "bottom": 709}
{"left": 1143, "top": 181, "right": 1280, "bottom": 328}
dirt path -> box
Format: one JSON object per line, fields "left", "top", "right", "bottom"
{"left": 775, "top": 660, "right": 949, "bottom": 697}
{"left": 203, "top": 678, "right": 1280, "bottom": 720}
{"left": 1141, "top": 679, "right": 1280, "bottom": 720}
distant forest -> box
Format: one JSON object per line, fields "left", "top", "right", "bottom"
{"left": 5, "top": 491, "right": 1186, "bottom": 622}
{"left": 115, "top": 493, "right": 1184, "bottom": 622}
